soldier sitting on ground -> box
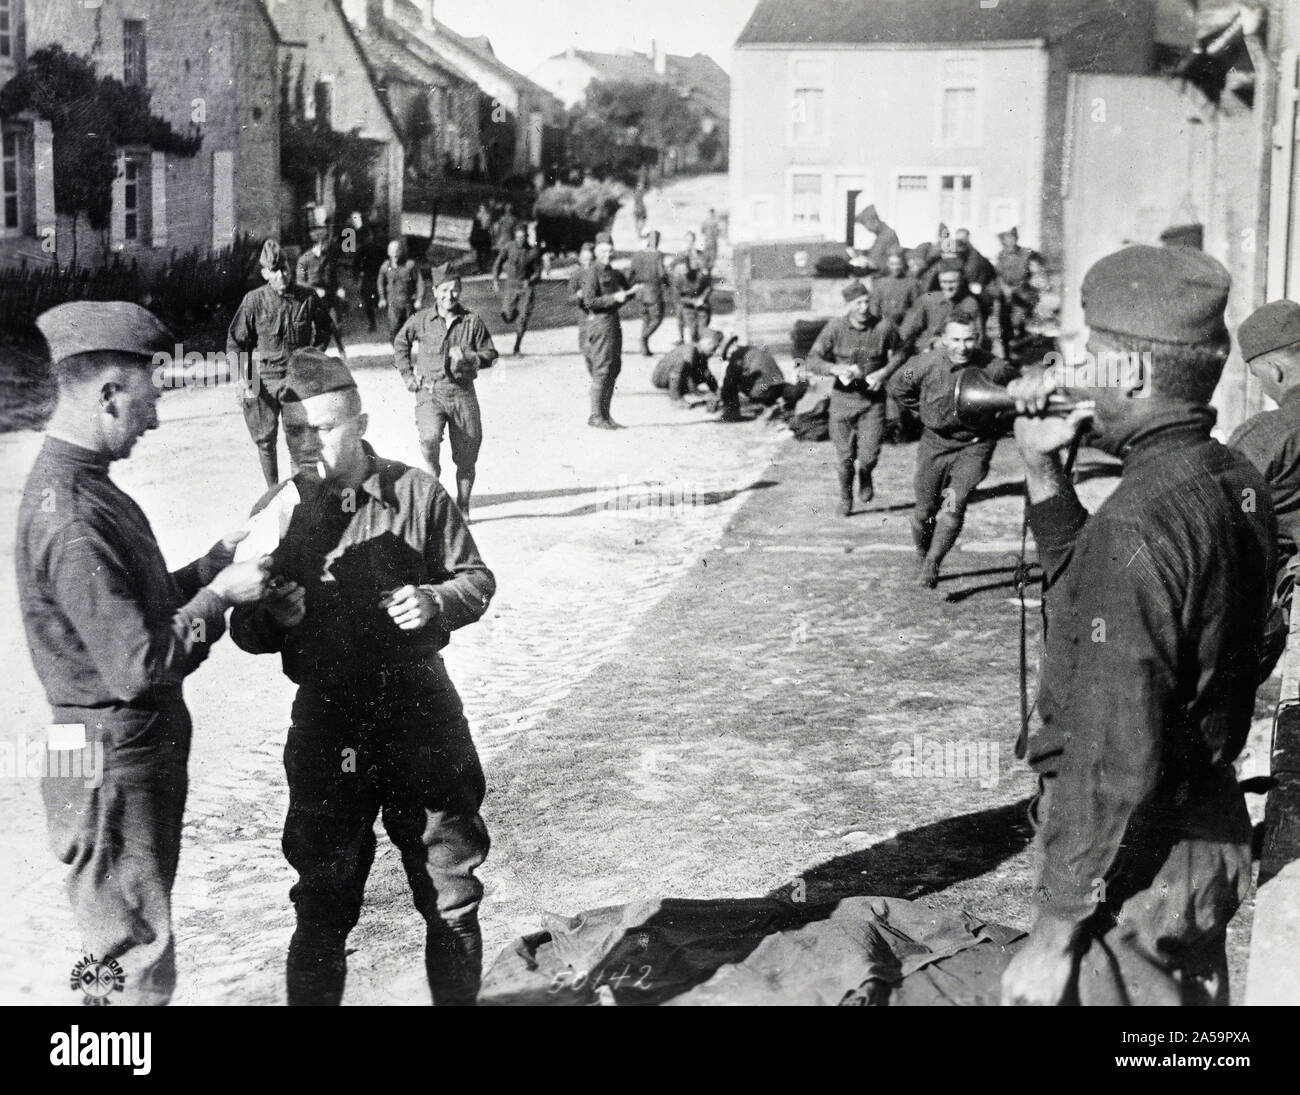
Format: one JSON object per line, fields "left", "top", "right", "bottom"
{"left": 716, "top": 335, "right": 808, "bottom": 423}
{"left": 651, "top": 327, "right": 723, "bottom": 406}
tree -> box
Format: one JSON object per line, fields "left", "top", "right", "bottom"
{"left": 569, "top": 79, "right": 703, "bottom": 181}
{"left": 0, "top": 45, "right": 202, "bottom": 266}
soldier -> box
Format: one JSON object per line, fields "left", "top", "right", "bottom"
{"left": 632, "top": 182, "right": 648, "bottom": 237}
{"left": 492, "top": 221, "right": 543, "bottom": 356}
{"left": 1228, "top": 299, "right": 1300, "bottom": 672}
{"left": 393, "top": 266, "right": 497, "bottom": 520}
{"left": 17, "top": 302, "right": 271, "bottom": 1005}
{"left": 808, "top": 282, "right": 905, "bottom": 515}
{"left": 872, "top": 248, "right": 922, "bottom": 327}
{"left": 629, "top": 230, "right": 671, "bottom": 356}
{"left": 581, "top": 231, "right": 635, "bottom": 429}
{"left": 672, "top": 256, "right": 713, "bottom": 346}
{"left": 700, "top": 208, "right": 721, "bottom": 274}
{"left": 297, "top": 226, "right": 348, "bottom": 359}
{"left": 889, "top": 315, "right": 1016, "bottom": 587}
{"left": 1001, "top": 245, "right": 1273, "bottom": 1006}
{"left": 568, "top": 241, "right": 596, "bottom": 375}
{"left": 652, "top": 327, "right": 722, "bottom": 406}
{"left": 848, "top": 204, "right": 901, "bottom": 275}
{"left": 377, "top": 240, "right": 424, "bottom": 341}
{"left": 717, "top": 334, "right": 808, "bottom": 423}
{"left": 229, "top": 239, "right": 333, "bottom": 487}
{"left": 344, "top": 211, "right": 381, "bottom": 334}
{"left": 230, "top": 350, "right": 495, "bottom": 1007}
{"left": 897, "top": 263, "right": 986, "bottom": 358}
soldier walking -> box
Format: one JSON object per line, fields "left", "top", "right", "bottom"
{"left": 568, "top": 241, "right": 596, "bottom": 375}
{"left": 581, "top": 231, "right": 635, "bottom": 429}
{"left": 492, "top": 222, "right": 543, "bottom": 356}
{"left": 393, "top": 266, "right": 497, "bottom": 520}
{"left": 228, "top": 239, "right": 333, "bottom": 487}
{"left": 629, "top": 230, "right": 671, "bottom": 356}
{"left": 377, "top": 240, "right": 424, "bottom": 341}
{"left": 807, "top": 282, "right": 905, "bottom": 514}
{"left": 230, "top": 350, "right": 495, "bottom": 1007}
{"left": 297, "top": 226, "right": 348, "bottom": 358}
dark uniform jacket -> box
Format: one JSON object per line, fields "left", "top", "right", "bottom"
{"left": 377, "top": 259, "right": 422, "bottom": 305}
{"left": 568, "top": 268, "right": 591, "bottom": 315}
{"left": 673, "top": 266, "right": 711, "bottom": 312}
{"left": 1228, "top": 386, "right": 1300, "bottom": 560}
{"left": 16, "top": 437, "right": 228, "bottom": 713}
{"left": 296, "top": 246, "right": 338, "bottom": 295}
{"left": 493, "top": 240, "right": 543, "bottom": 285}
{"left": 629, "top": 250, "right": 670, "bottom": 303}
{"left": 580, "top": 264, "right": 630, "bottom": 324}
{"left": 394, "top": 305, "right": 498, "bottom": 389}
{"left": 896, "top": 290, "right": 985, "bottom": 352}
{"left": 995, "top": 245, "right": 1034, "bottom": 292}
{"left": 725, "top": 345, "right": 785, "bottom": 400}
{"left": 889, "top": 346, "right": 1015, "bottom": 442}
{"left": 227, "top": 284, "right": 331, "bottom": 379}
{"left": 1027, "top": 404, "right": 1275, "bottom": 923}
{"left": 230, "top": 444, "right": 495, "bottom": 691}
{"left": 872, "top": 274, "right": 921, "bottom": 326}
{"left": 807, "top": 315, "right": 902, "bottom": 403}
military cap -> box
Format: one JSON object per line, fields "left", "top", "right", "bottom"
{"left": 260, "top": 239, "right": 288, "bottom": 269}
{"left": 1238, "top": 300, "right": 1300, "bottom": 362}
{"left": 938, "top": 258, "right": 966, "bottom": 274}
{"left": 1082, "top": 244, "right": 1230, "bottom": 346}
{"left": 281, "top": 349, "right": 357, "bottom": 403}
{"left": 594, "top": 231, "right": 613, "bottom": 245}
{"left": 429, "top": 263, "right": 459, "bottom": 289}
{"left": 37, "top": 301, "right": 175, "bottom": 365}
{"left": 842, "top": 281, "right": 869, "bottom": 303}
{"left": 998, "top": 226, "right": 1019, "bottom": 241}
{"left": 308, "top": 224, "right": 328, "bottom": 241}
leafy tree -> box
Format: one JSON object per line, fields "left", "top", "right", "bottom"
{"left": 0, "top": 45, "right": 202, "bottom": 266}
{"left": 569, "top": 79, "right": 703, "bottom": 181}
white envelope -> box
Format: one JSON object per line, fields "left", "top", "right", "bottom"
{"left": 234, "top": 482, "right": 301, "bottom": 562}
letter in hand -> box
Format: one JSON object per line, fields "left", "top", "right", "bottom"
{"left": 382, "top": 584, "right": 438, "bottom": 631}
{"left": 210, "top": 556, "right": 273, "bottom": 606}
{"left": 264, "top": 578, "right": 307, "bottom": 628}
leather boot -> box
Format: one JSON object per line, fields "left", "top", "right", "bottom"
{"left": 921, "top": 513, "right": 963, "bottom": 588}
{"left": 588, "top": 387, "right": 611, "bottom": 428}
{"left": 601, "top": 383, "right": 623, "bottom": 429}
{"left": 456, "top": 473, "right": 473, "bottom": 520}
{"left": 910, "top": 514, "right": 934, "bottom": 558}
{"left": 857, "top": 466, "right": 874, "bottom": 504}
{"left": 426, "top": 914, "right": 482, "bottom": 1007}
{"left": 837, "top": 465, "right": 855, "bottom": 517}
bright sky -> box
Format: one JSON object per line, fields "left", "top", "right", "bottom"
{"left": 434, "top": 0, "right": 760, "bottom": 75}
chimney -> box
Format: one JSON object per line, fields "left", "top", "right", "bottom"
{"left": 652, "top": 39, "right": 667, "bottom": 76}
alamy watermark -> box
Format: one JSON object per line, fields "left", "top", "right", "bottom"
{"left": 890, "top": 734, "right": 1001, "bottom": 789}
{"left": 0, "top": 731, "right": 104, "bottom": 788}
{"left": 1042, "top": 348, "right": 1152, "bottom": 395}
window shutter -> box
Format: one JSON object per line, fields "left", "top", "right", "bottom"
{"left": 150, "top": 151, "right": 167, "bottom": 247}
{"left": 110, "top": 150, "right": 126, "bottom": 248}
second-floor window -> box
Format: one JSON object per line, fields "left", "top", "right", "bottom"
{"left": 0, "top": 0, "right": 16, "bottom": 60}
{"left": 123, "top": 157, "right": 140, "bottom": 240}
{"left": 790, "top": 59, "right": 827, "bottom": 144}
{"left": 123, "top": 20, "right": 147, "bottom": 86}
{"left": 3, "top": 129, "right": 20, "bottom": 232}
{"left": 314, "top": 79, "right": 334, "bottom": 128}
{"left": 939, "top": 56, "right": 979, "bottom": 146}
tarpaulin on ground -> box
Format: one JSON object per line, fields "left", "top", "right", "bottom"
{"left": 481, "top": 895, "right": 1025, "bottom": 1006}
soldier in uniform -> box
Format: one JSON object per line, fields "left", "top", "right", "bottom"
{"left": 633, "top": 183, "right": 648, "bottom": 237}
{"left": 717, "top": 334, "right": 808, "bottom": 423}
{"left": 297, "top": 226, "right": 348, "bottom": 359}
{"left": 700, "top": 208, "right": 721, "bottom": 274}
{"left": 568, "top": 241, "right": 596, "bottom": 375}
{"left": 230, "top": 350, "right": 495, "bottom": 1007}
{"left": 228, "top": 239, "right": 334, "bottom": 487}
{"left": 807, "top": 282, "right": 905, "bottom": 514}
{"left": 1001, "top": 246, "right": 1274, "bottom": 1006}
{"left": 344, "top": 212, "right": 381, "bottom": 334}
{"left": 994, "top": 227, "right": 1037, "bottom": 342}
{"left": 377, "top": 240, "right": 424, "bottom": 341}
{"left": 394, "top": 266, "right": 497, "bottom": 520}
{"left": 492, "top": 222, "right": 543, "bottom": 356}
{"left": 17, "top": 302, "right": 271, "bottom": 1005}
{"left": 1228, "top": 299, "right": 1300, "bottom": 672}
{"left": 652, "top": 327, "right": 722, "bottom": 405}
{"left": 872, "top": 248, "right": 922, "bottom": 327}
{"left": 672, "top": 256, "right": 713, "bottom": 346}
{"left": 581, "top": 231, "right": 635, "bottom": 429}
{"left": 629, "top": 230, "right": 671, "bottom": 357}
{"left": 889, "top": 315, "right": 1016, "bottom": 587}
{"left": 896, "top": 263, "right": 986, "bottom": 358}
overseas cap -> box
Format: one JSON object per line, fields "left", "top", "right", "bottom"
{"left": 281, "top": 349, "right": 357, "bottom": 403}
{"left": 36, "top": 301, "right": 174, "bottom": 364}
{"left": 998, "top": 226, "right": 1019, "bottom": 241}
{"left": 1082, "top": 244, "right": 1230, "bottom": 346}
{"left": 260, "top": 239, "right": 288, "bottom": 269}
{"left": 1238, "top": 300, "right": 1300, "bottom": 362}
{"left": 429, "top": 263, "right": 458, "bottom": 288}
{"left": 842, "top": 281, "right": 869, "bottom": 302}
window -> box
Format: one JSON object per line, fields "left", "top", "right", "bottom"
{"left": 123, "top": 20, "right": 146, "bottom": 87}
{"left": 790, "top": 173, "right": 822, "bottom": 229}
{"left": 2, "top": 129, "right": 19, "bottom": 232}
{"left": 123, "top": 157, "right": 140, "bottom": 241}
{"left": 313, "top": 79, "right": 333, "bottom": 128}
{"left": 790, "top": 59, "right": 827, "bottom": 144}
{"left": 0, "top": 0, "right": 12, "bottom": 61}
{"left": 939, "top": 55, "right": 979, "bottom": 146}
